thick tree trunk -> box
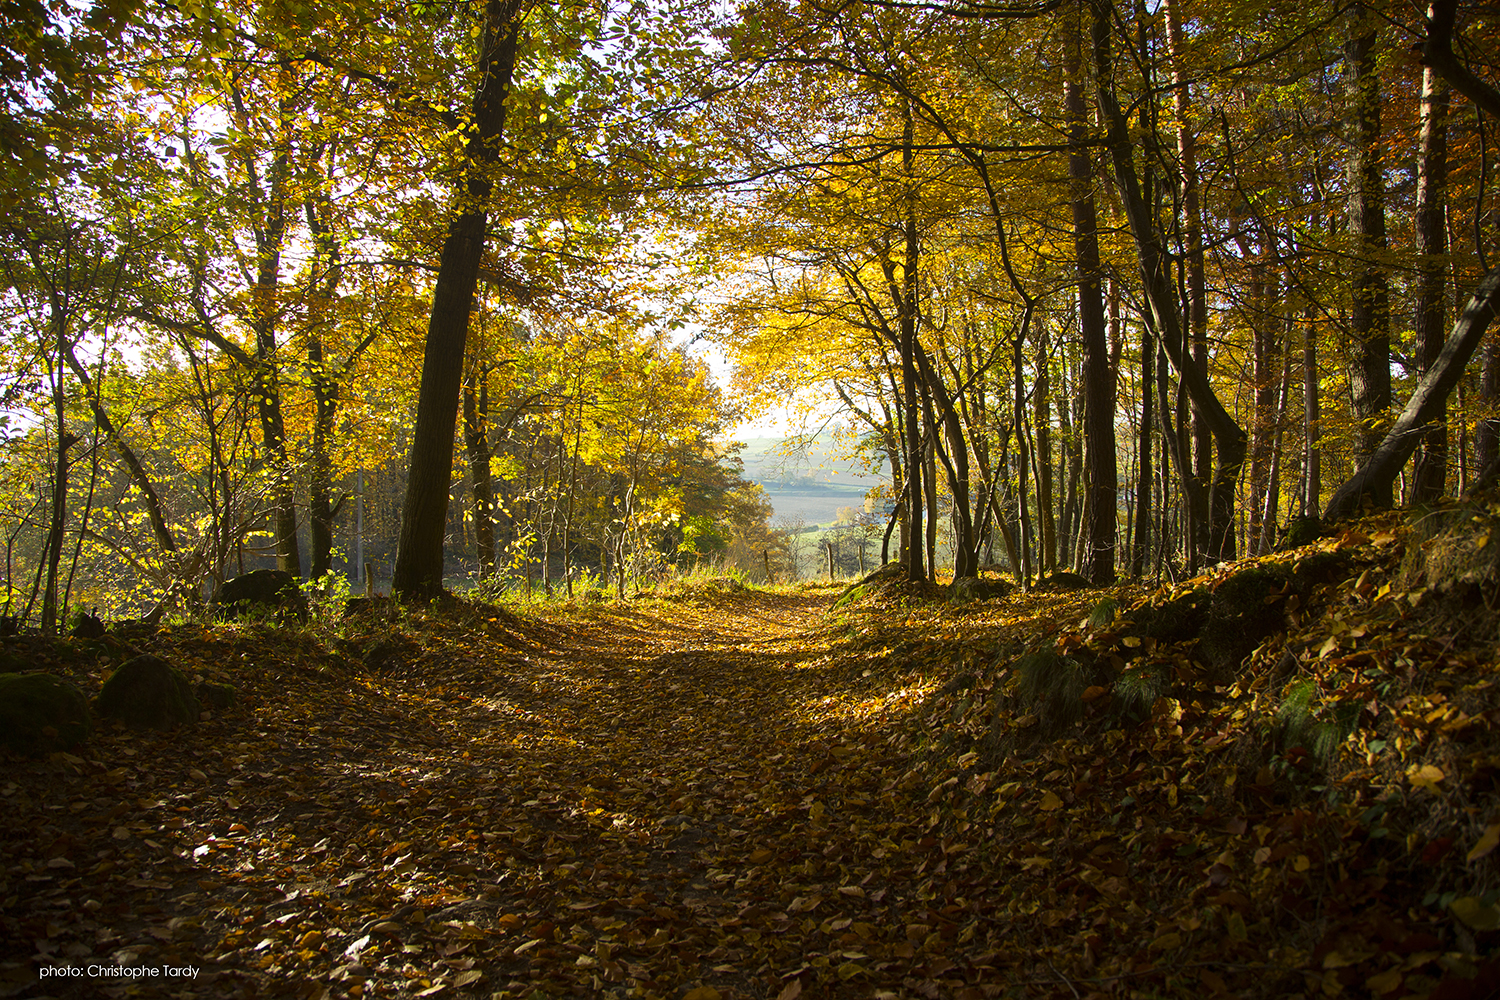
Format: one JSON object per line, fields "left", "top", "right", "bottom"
{"left": 1066, "top": 9, "right": 1116, "bottom": 584}
{"left": 392, "top": 0, "right": 523, "bottom": 598}
{"left": 1345, "top": 11, "right": 1392, "bottom": 498}
{"left": 1326, "top": 267, "right": 1500, "bottom": 520}
{"left": 1410, "top": 62, "right": 1451, "bottom": 504}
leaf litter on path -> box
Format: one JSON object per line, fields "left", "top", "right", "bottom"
{"left": 5, "top": 534, "right": 1500, "bottom": 999}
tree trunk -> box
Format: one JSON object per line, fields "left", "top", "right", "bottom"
{"left": 1247, "top": 264, "right": 1279, "bottom": 553}
{"left": 1035, "top": 322, "right": 1056, "bottom": 574}
{"left": 1410, "top": 59, "right": 1451, "bottom": 504}
{"left": 1303, "top": 308, "right": 1322, "bottom": 516}
{"left": 308, "top": 330, "right": 338, "bottom": 577}
{"left": 1132, "top": 321, "right": 1153, "bottom": 577}
{"left": 235, "top": 79, "right": 302, "bottom": 578}
{"left": 1345, "top": 9, "right": 1392, "bottom": 498}
{"left": 1481, "top": 334, "right": 1500, "bottom": 480}
{"left": 898, "top": 118, "right": 926, "bottom": 584}
{"left": 1326, "top": 267, "right": 1500, "bottom": 519}
{"left": 392, "top": 0, "right": 523, "bottom": 598}
{"left": 1066, "top": 9, "right": 1116, "bottom": 584}
{"left": 40, "top": 362, "right": 77, "bottom": 633}
{"left": 1161, "top": 0, "right": 1212, "bottom": 561}
{"left": 463, "top": 364, "right": 497, "bottom": 580}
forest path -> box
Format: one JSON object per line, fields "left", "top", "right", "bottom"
{"left": 3, "top": 586, "right": 964, "bottom": 1000}
{"left": 442, "top": 585, "right": 926, "bottom": 999}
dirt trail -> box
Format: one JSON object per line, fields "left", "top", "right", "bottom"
{"left": 2, "top": 588, "right": 947, "bottom": 1000}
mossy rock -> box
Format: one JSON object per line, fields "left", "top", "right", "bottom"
{"left": 213, "top": 569, "right": 309, "bottom": 623}
{"left": 0, "top": 650, "right": 31, "bottom": 673}
{"left": 950, "top": 576, "right": 1015, "bottom": 604}
{"left": 1291, "top": 550, "right": 1353, "bottom": 588}
{"left": 1199, "top": 565, "right": 1293, "bottom": 674}
{"left": 196, "top": 680, "right": 237, "bottom": 711}
{"left": 0, "top": 672, "right": 91, "bottom": 754}
{"left": 97, "top": 654, "right": 200, "bottom": 731}
{"left": 1127, "top": 589, "right": 1210, "bottom": 645}
{"left": 1037, "top": 571, "right": 1093, "bottom": 591}
{"left": 834, "top": 563, "right": 906, "bottom": 608}
{"left": 70, "top": 611, "right": 106, "bottom": 639}
{"left": 1278, "top": 516, "right": 1326, "bottom": 550}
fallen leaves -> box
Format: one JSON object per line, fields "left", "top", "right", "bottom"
{"left": 5, "top": 525, "right": 1500, "bottom": 998}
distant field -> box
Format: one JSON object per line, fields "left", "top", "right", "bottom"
{"left": 761, "top": 483, "right": 874, "bottom": 525}
{"left": 737, "top": 435, "right": 886, "bottom": 524}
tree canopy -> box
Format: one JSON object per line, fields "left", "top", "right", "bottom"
{"left": 1, "top": 0, "right": 1498, "bottom": 620}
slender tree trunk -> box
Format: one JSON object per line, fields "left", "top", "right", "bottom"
{"left": 1482, "top": 336, "right": 1500, "bottom": 480}
{"left": 1303, "top": 308, "right": 1322, "bottom": 516}
{"left": 1345, "top": 8, "right": 1393, "bottom": 502}
{"left": 41, "top": 370, "right": 77, "bottom": 634}
{"left": 1012, "top": 329, "right": 1033, "bottom": 586}
{"left": 1247, "top": 264, "right": 1279, "bottom": 552}
{"left": 899, "top": 187, "right": 925, "bottom": 580}
{"left": 308, "top": 330, "right": 338, "bottom": 577}
{"left": 1411, "top": 60, "right": 1451, "bottom": 504}
{"left": 392, "top": 0, "right": 523, "bottom": 598}
{"left": 1091, "top": 0, "right": 1244, "bottom": 562}
{"left": 1035, "top": 323, "right": 1056, "bottom": 574}
{"left": 1162, "top": 0, "right": 1211, "bottom": 559}
{"left": 463, "top": 365, "right": 496, "bottom": 580}
{"left": 1132, "top": 322, "right": 1154, "bottom": 577}
{"left": 1058, "top": 372, "right": 1080, "bottom": 569}
{"left": 1259, "top": 341, "right": 1293, "bottom": 554}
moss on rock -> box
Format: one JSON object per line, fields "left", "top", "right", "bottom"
{"left": 96, "top": 654, "right": 200, "bottom": 731}
{"left": 0, "top": 672, "right": 91, "bottom": 754}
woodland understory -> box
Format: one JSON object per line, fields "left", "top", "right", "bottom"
{"left": 9, "top": 0, "right": 1500, "bottom": 995}
{"left": 5, "top": 501, "right": 1500, "bottom": 1000}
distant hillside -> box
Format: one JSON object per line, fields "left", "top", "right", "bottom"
{"left": 732, "top": 435, "right": 886, "bottom": 525}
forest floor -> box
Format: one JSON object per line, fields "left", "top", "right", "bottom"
{"left": 5, "top": 505, "right": 1500, "bottom": 1000}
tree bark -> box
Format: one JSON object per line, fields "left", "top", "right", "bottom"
{"left": 1034, "top": 323, "right": 1056, "bottom": 575}
{"left": 1326, "top": 267, "right": 1500, "bottom": 520}
{"left": 1089, "top": 0, "right": 1241, "bottom": 561}
{"left": 463, "top": 364, "right": 497, "bottom": 580}
{"left": 1066, "top": 8, "right": 1116, "bottom": 584}
{"left": 392, "top": 0, "right": 523, "bottom": 598}
{"left": 1303, "top": 308, "right": 1322, "bottom": 516}
{"left": 1131, "top": 320, "right": 1153, "bottom": 577}
{"left": 1410, "top": 58, "right": 1451, "bottom": 504}
{"left": 1345, "top": 10, "right": 1392, "bottom": 496}
{"left": 233, "top": 78, "right": 302, "bottom": 577}
{"left": 307, "top": 330, "right": 338, "bottom": 577}
{"left": 1161, "top": 0, "right": 1211, "bottom": 559}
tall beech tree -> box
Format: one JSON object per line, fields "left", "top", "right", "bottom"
{"left": 391, "top": 0, "right": 526, "bottom": 598}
